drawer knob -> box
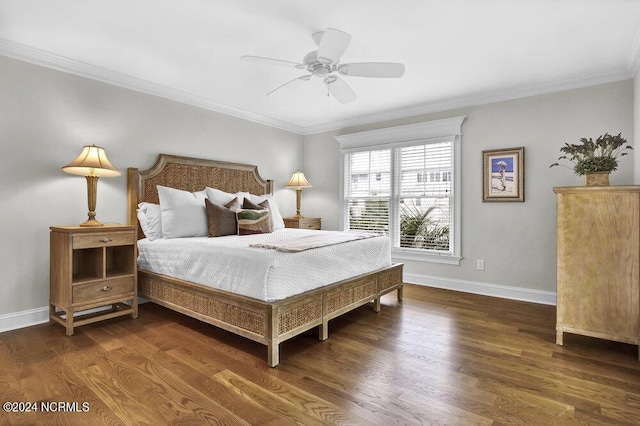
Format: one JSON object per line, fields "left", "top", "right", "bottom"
{"left": 101, "top": 238, "right": 112, "bottom": 243}
{"left": 101, "top": 286, "right": 112, "bottom": 292}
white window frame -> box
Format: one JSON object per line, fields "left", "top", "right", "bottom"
{"left": 336, "top": 117, "right": 465, "bottom": 265}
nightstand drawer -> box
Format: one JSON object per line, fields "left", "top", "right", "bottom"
{"left": 73, "top": 276, "right": 135, "bottom": 304}
{"left": 299, "top": 220, "right": 320, "bottom": 230}
{"left": 284, "top": 217, "right": 321, "bottom": 230}
{"left": 73, "top": 231, "right": 136, "bottom": 249}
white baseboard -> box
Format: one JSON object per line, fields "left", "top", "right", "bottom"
{"left": 0, "top": 279, "right": 551, "bottom": 333}
{"left": 404, "top": 272, "right": 556, "bottom": 306}
{"left": 0, "top": 299, "right": 150, "bottom": 334}
{"left": 0, "top": 306, "right": 50, "bottom": 333}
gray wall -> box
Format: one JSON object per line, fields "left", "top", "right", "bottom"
{"left": 0, "top": 53, "right": 635, "bottom": 320}
{"left": 303, "top": 80, "right": 634, "bottom": 293}
{"left": 0, "top": 55, "right": 303, "bottom": 316}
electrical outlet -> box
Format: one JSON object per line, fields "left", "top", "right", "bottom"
{"left": 476, "top": 259, "right": 485, "bottom": 271}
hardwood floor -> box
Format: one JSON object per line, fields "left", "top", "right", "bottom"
{"left": 1, "top": 284, "right": 639, "bottom": 425}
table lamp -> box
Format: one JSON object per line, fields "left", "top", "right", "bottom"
{"left": 285, "top": 171, "right": 312, "bottom": 219}
{"left": 62, "top": 145, "right": 121, "bottom": 227}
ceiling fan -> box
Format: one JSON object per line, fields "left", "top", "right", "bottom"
{"left": 241, "top": 28, "right": 405, "bottom": 104}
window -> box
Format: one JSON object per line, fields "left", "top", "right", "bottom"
{"left": 345, "top": 149, "right": 391, "bottom": 236}
{"left": 336, "top": 117, "right": 464, "bottom": 264}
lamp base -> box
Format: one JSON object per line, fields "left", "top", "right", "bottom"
{"left": 79, "top": 218, "right": 104, "bottom": 227}
{"left": 291, "top": 214, "right": 305, "bottom": 219}
{"left": 80, "top": 175, "right": 103, "bottom": 227}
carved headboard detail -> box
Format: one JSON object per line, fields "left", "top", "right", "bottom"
{"left": 127, "top": 154, "right": 273, "bottom": 234}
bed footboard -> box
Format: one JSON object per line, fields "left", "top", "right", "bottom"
{"left": 138, "top": 263, "right": 403, "bottom": 367}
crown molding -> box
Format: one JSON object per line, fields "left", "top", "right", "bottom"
{"left": 0, "top": 38, "right": 306, "bottom": 135}
{"left": 627, "top": 27, "right": 640, "bottom": 77}
{"left": 302, "top": 69, "right": 633, "bottom": 135}
{"left": 0, "top": 37, "right": 634, "bottom": 137}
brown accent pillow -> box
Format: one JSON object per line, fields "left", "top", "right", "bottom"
{"left": 242, "top": 198, "right": 262, "bottom": 210}
{"left": 205, "top": 197, "right": 241, "bottom": 237}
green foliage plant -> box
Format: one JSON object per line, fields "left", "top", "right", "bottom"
{"left": 400, "top": 203, "right": 449, "bottom": 251}
{"left": 550, "top": 133, "right": 632, "bottom": 176}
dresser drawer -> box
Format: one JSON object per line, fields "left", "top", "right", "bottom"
{"left": 73, "top": 231, "right": 136, "bottom": 249}
{"left": 73, "top": 276, "right": 136, "bottom": 304}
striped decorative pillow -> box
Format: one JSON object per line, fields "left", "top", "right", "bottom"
{"left": 236, "top": 209, "right": 272, "bottom": 235}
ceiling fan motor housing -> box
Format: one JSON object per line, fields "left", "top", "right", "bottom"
{"left": 303, "top": 51, "right": 333, "bottom": 76}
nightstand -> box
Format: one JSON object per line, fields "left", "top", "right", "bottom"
{"left": 49, "top": 225, "right": 138, "bottom": 336}
{"left": 283, "top": 217, "right": 321, "bottom": 230}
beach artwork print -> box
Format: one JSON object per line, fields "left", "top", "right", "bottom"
{"left": 490, "top": 156, "right": 515, "bottom": 195}
{"left": 482, "top": 147, "right": 524, "bottom": 202}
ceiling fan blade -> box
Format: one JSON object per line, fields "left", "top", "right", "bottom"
{"left": 317, "top": 28, "right": 351, "bottom": 65}
{"left": 325, "top": 76, "right": 357, "bottom": 104}
{"left": 241, "top": 55, "right": 304, "bottom": 69}
{"left": 267, "top": 75, "right": 311, "bottom": 96}
{"left": 338, "top": 62, "right": 405, "bottom": 78}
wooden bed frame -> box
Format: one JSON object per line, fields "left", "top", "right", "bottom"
{"left": 127, "top": 154, "right": 403, "bottom": 367}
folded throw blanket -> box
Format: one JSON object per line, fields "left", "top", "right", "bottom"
{"left": 250, "top": 231, "right": 377, "bottom": 253}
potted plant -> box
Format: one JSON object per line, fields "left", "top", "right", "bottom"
{"left": 549, "top": 133, "right": 632, "bottom": 186}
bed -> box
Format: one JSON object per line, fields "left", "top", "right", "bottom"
{"left": 127, "top": 154, "right": 403, "bottom": 367}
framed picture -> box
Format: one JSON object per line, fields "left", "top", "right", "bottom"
{"left": 482, "top": 147, "right": 524, "bottom": 202}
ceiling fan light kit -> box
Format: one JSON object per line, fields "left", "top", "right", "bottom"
{"left": 241, "top": 28, "right": 405, "bottom": 104}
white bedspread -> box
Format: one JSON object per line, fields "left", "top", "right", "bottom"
{"left": 137, "top": 229, "right": 391, "bottom": 302}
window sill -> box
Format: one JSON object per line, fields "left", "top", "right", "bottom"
{"left": 391, "top": 249, "right": 462, "bottom": 265}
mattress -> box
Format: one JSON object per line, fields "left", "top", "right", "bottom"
{"left": 137, "top": 229, "right": 392, "bottom": 301}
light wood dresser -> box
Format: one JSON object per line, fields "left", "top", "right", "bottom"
{"left": 283, "top": 217, "right": 321, "bottom": 230}
{"left": 554, "top": 186, "right": 639, "bottom": 359}
{"left": 50, "top": 225, "right": 138, "bottom": 335}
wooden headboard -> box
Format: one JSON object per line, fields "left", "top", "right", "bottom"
{"left": 127, "top": 154, "right": 273, "bottom": 230}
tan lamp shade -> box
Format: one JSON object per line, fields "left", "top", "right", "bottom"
{"left": 62, "top": 145, "right": 120, "bottom": 227}
{"left": 285, "top": 171, "right": 312, "bottom": 219}
{"left": 62, "top": 144, "right": 121, "bottom": 177}
{"left": 285, "top": 171, "right": 312, "bottom": 189}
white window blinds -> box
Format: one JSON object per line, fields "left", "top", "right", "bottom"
{"left": 398, "top": 142, "right": 452, "bottom": 252}
{"left": 344, "top": 149, "right": 390, "bottom": 235}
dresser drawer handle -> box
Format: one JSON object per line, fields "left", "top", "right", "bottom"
{"left": 101, "top": 286, "right": 112, "bottom": 292}
{"left": 101, "top": 238, "right": 112, "bottom": 243}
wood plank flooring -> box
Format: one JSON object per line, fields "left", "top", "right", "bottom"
{"left": 1, "top": 284, "right": 639, "bottom": 425}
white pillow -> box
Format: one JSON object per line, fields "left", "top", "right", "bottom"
{"left": 205, "top": 187, "right": 236, "bottom": 206}
{"left": 205, "top": 187, "right": 251, "bottom": 206}
{"left": 157, "top": 185, "right": 208, "bottom": 238}
{"left": 250, "top": 193, "right": 285, "bottom": 230}
{"left": 137, "top": 202, "right": 163, "bottom": 241}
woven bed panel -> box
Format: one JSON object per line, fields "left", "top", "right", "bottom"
{"left": 278, "top": 297, "right": 322, "bottom": 335}
{"left": 326, "top": 279, "right": 377, "bottom": 314}
{"left": 140, "top": 278, "right": 266, "bottom": 336}
{"left": 143, "top": 163, "right": 266, "bottom": 204}
{"left": 378, "top": 267, "right": 403, "bottom": 293}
